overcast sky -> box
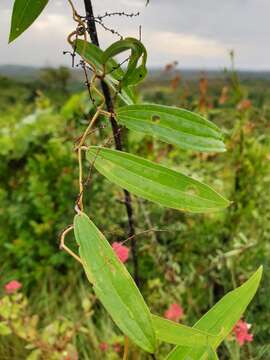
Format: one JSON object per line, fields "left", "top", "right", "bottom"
{"left": 0, "top": 0, "right": 269, "bottom": 70}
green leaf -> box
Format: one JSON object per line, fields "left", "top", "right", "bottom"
{"left": 73, "top": 213, "right": 157, "bottom": 353}
{"left": 102, "top": 37, "right": 147, "bottom": 87}
{"left": 102, "top": 38, "right": 147, "bottom": 65}
{"left": 26, "top": 349, "right": 42, "bottom": 360}
{"left": 74, "top": 40, "right": 135, "bottom": 105}
{"left": 207, "top": 347, "right": 219, "bottom": 360}
{"left": 152, "top": 315, "right": 216, "bottom": 347}
{"left": 86, "top": 147, "right": 230, "bottom": 213}
{"left": 0, "top": 322, "right": 11, "bottom": 336}
{"left": 124, "top": 64, "right": 148, "bottom": 87}
{"left": 9, "top": 0, "right": 49, "bottom": 43}
{"left": 166, "top": 267, "right": 263, "bottom": 360}
{"left": 116, "top": 104, "right": 226, "bottom": 152}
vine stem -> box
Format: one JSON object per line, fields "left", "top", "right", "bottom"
{"left": 123, "top": 336, "right": 129, "bottom": 360}
{"left": 76, "top": 107, "right": 100, "bottom": 211}
{"left": 83, "top": 0, "right": 140, "bottom": 288}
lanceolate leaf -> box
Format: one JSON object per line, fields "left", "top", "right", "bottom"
{"left": 74, "top": 213, "right": 157, "bottom": 353}
{"left": 74, "top": 40, "right": 135, "bottom": 105}
{"left": 87, "top": 147, "right": 230, "bottom": 213}
{"left": 9, "top": 0, "right": 49, "bottom": 43}
{"left": 152, "top": 315, "right": 216, "bottom": 347}
{"left": 166, "top": 267, "right": 263, "bottom": 360}
{"left": 116, "top": 104, "right": 226, "bottom": 152}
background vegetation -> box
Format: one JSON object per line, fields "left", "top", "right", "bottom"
{"left": 0, "top": 61, "right": 270, "bottom": 359}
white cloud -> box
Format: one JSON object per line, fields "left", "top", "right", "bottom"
{"left": 0, "top": 0, "right": 269, "bottom": 69}
{"left": 120, "top": 0, "right": 146, "bottom": 8}
{"left": 147, "top": 31, "right": 227, "bottom": 58}
{"left": 143, "top": 31, "right": 229, "bottom": 68}
{"left": 32, "top": 14, "right": 72, "bottom": 35}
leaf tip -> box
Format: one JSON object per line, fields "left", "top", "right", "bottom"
{"left": 8, "top": 32, "right": 16, "bottom": 44}
{"left": 249, "top": 265, "right": 263, "bottom": 288}
{"left": 257, "top": 265, "right": 263, "bottom": 278}
{"left": 219, "top": 197, "right": 231, "bottom": 209}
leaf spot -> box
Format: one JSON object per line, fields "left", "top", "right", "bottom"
{"left": 152, "top": 115, "right": 160, "bottom": 123}
{"left": 186, "top": 185, "right": 199, "bottom": 197}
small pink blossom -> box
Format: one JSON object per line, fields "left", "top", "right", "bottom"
{"left": 113, "top": 342, "right": 122, "bottom": 353}
{"left": 4, "top": 280, "right": 22, "bottom": 294}
{"left": 112, "top": 242, "right": 129, "bottom": 263}
{"left": 164, "top": 303, "right": 184, "bottom": 322}
{"left": 64, "top": 350, "right": 78, "bottom": 360}
{"left": 99, "top": 342, "right": 109, "bottom": 352}
{"left": 233, "top": 320, "right": 253, "bottom": 346}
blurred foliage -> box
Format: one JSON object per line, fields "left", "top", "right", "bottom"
{"left": 0, "top": 284, "right": 126, "bottom": 359}
{"left": 0, "top": 65, "right": 270, "bottom": 359}
{"left": 0, "top": 289, "right": 81, "bottom": 360}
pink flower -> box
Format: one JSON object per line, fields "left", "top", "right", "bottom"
{"left": 112, "top": 242, "right": 129, "bottom": 263}
{"left": 113, "top": 342, "right": 122, "bottom": 353}
{"left": 99, "top": 342, "right": 109, "bottom": 352}
{"left": 4, "top": 280, "right": 22, "bottom": 294}
{"left": 164, "top": 303, "right": 184, "bottom": 322}
{"left": 64, "top": 350, "right": 78, "bottom": 360}
{"left": 233, "top": 320, "right": 253, "bottom": 346}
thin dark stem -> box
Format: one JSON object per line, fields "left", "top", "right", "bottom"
{"left": 83, "top": 0, "right": 140, "bottom": 287}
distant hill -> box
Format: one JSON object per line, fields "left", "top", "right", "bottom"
{"left": 149, "top": 67, "right": 270, "bottom": 82}
{"left": 0, "top": 65, "right": 41, "bottom": 81}
{"left": 1, "top": 64, "right": 270, "bottom": 83}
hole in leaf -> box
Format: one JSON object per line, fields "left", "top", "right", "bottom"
{"left": 186, "top": 185, "right": 199, "bottom": 197}
{"left": 152, "top": 115, "right": 160, "bottom": 123}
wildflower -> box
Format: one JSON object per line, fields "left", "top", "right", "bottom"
{"left": 113, "top": 342, "right": 122, "bottom": 353}
{"left": 64, "top": 350, "right": 78, "bottom": 360}
{"left": 4, "top": 280, "right": 22, "bottom": 294}
{"left": 164, "top": 303, "right": 184, "bottom": 322}
{"left": 112, "top": 242, "right": 129, "bottom": 263}
{"left": 99, "top": 342, "right": 109, "bottom": 352}
{"left": 237, "top": 99, "right": 252, "bottom": 111}
{"left": 233, "top": 320, "right": 253, "bottom": 346}
{"left": 219, "top": 86, "right": 229, "bottom": 105}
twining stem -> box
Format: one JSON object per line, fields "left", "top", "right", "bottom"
{"left": 76, "top": 108, "right": 101, "bottom": 150}
{"left": 78, "top": 148, "right": 84, "bottom": 211}
{"left": 76, "top": 107, "right": 102, "bottom": 210}
{"left": 83, "top": 0, "right": 140, "bottom": 288}
{"left": 123, "top": 336, "right": 129, "bottom": 360}
{"left": 60, "top": 225, "right": 83, "bottom": 264}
